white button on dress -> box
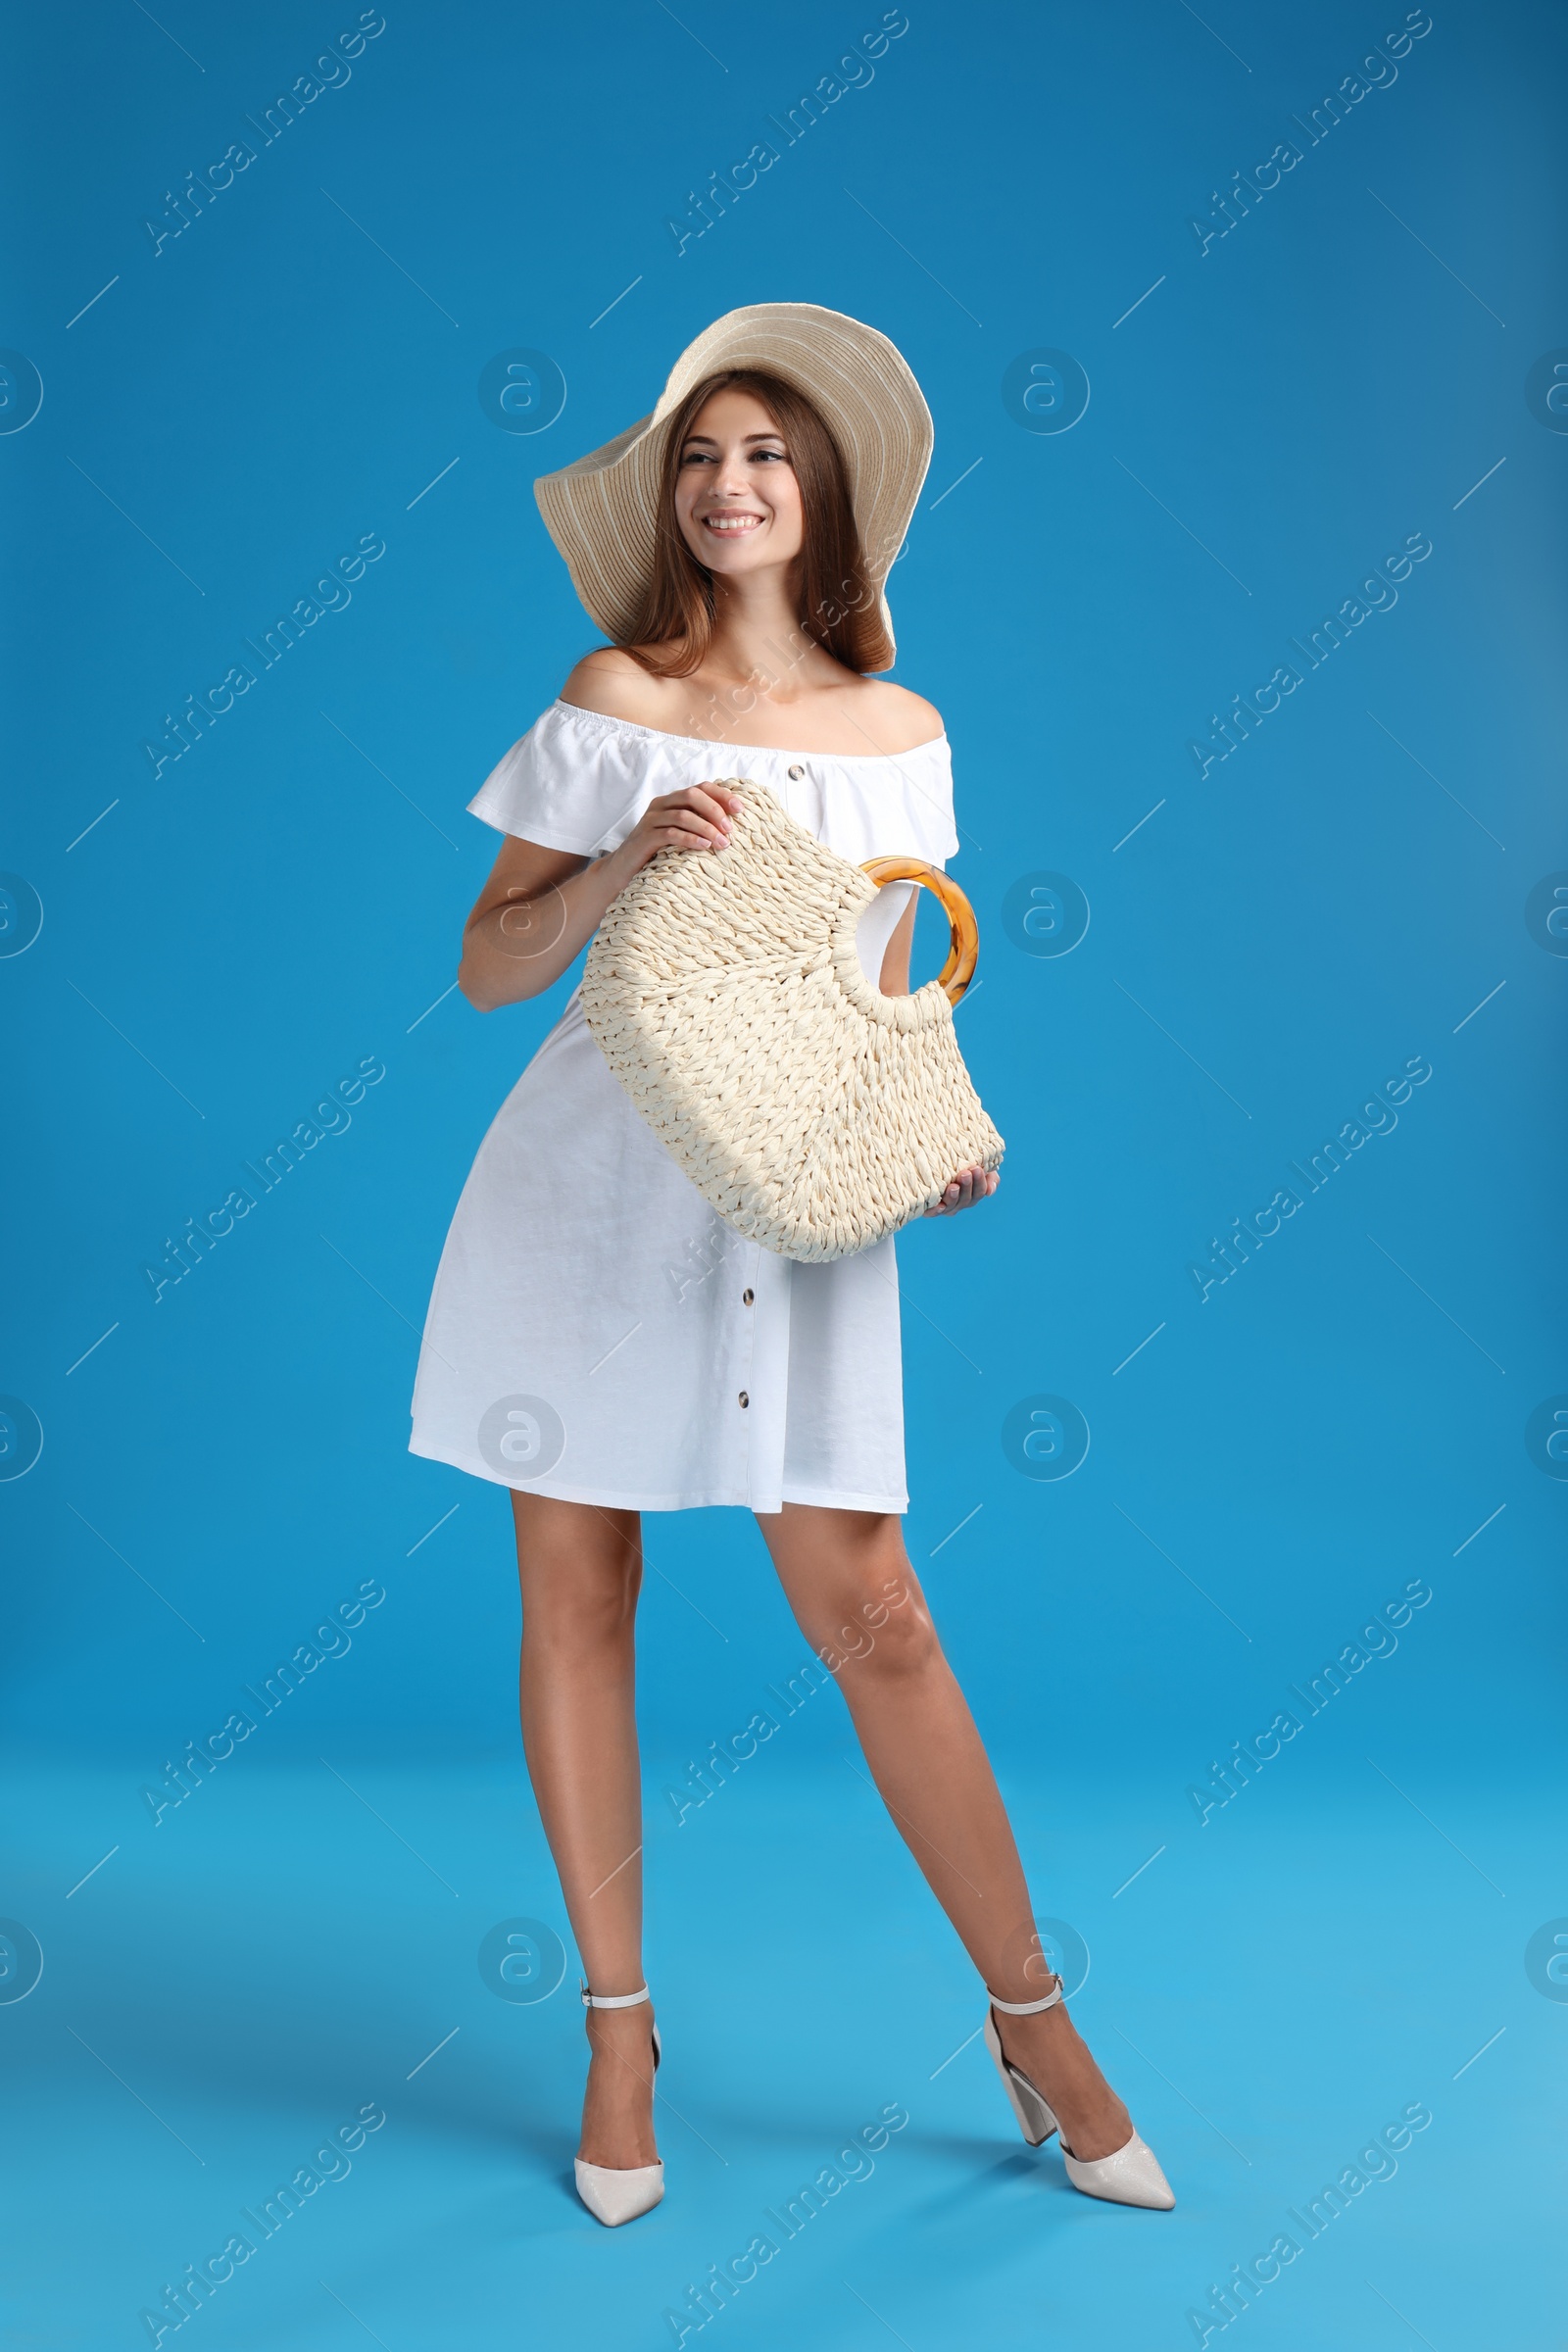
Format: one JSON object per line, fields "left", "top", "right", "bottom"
{"left": 408, "top": 700, "right": 960, "bottom": 1515}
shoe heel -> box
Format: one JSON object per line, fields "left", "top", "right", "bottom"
{"left": 983, "top": 2008, "right": 1058, "bottom": 2147}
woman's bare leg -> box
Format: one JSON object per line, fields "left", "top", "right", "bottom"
{"left": 755, "top": 1502, "right": 1132, "bottom": 2160}
{"left": 511, "top": 1492, "right": 658, "bottom": 2169}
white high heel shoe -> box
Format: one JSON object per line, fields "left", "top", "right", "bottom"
{"left": 983, "top": 1977, "right": 1175, "bottom": 2211}
{"left": 572, "top": 1982, "right": 664, "bottom": 2228}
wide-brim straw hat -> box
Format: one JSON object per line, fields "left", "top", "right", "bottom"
{"left": 534, "top": 302, "right": 933, "bottom": 660}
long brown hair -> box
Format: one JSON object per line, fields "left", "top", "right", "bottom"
{"left": 618, "top": 368, "right": 893, "bottom": 677}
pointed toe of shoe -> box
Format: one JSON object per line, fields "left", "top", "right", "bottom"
{"left": 573, "top": 2157, "right": 665, "bottom": 2228}
{"left": 1062, "top": 2132, "right": 1175, "bottom": 2210}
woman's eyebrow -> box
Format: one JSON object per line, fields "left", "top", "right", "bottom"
{"left": 680, "top": 430, "right": 787, "bottom": 449}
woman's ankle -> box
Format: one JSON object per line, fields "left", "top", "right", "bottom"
{"left": 579, "top": 2014, "right": 660, "bottom": 2166}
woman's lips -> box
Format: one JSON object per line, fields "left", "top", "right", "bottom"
{"left": 701, "top": 512, "right": 764, "bottom": 535}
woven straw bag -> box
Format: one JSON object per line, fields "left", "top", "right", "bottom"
{"left": 581, "top": 780, "right": 1004, "bottom": 1262}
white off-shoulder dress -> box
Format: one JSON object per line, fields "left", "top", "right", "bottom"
{"left": 409, "top": 699, "right": 960, "bottom": 1514}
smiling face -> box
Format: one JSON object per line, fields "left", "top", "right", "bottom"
{"left": 672, "top": 385, "right": 805, "bottom": 581}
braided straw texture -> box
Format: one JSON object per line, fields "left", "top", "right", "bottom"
{"left": 581, "top": 781, "right": 1004, "bottom": 1263}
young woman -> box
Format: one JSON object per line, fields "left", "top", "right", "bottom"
{"left": 411, "top": 305, "right": 1173, "bottom": 2225}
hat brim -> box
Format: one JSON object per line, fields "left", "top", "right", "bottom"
{"left": 534, "top": 303, "right": 932, "bottom": 662}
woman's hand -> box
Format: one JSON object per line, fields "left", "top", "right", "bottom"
{"left": 459, "top": 784, "right": 745, "bottom": 1013}
{"left": 609, "top": 783, "right": 743, "bottom": 885}
{"left": 924, "top": 1165, "right": 1000, "bottom": 1217}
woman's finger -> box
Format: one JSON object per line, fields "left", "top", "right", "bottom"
{"left": 640, "top": 798, "right": 730, "bottom": 846}
{"left": 667, "top": 785, "right": 733, "bottom": 815}
{"left": 654, "top": 815, "right": 728, "bottom": 853}
{"left": 925, "top": 1165, "right": 999, "bottom": 1216}
{"left": 645, "top": 799, "right": 730, "bottom": 842}
{"left": 682, "top": 787, "right": 736, "bottom": 829}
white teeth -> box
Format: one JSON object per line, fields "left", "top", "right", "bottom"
{"left": 704, "top": 514, "right": 760, "bottom": 531}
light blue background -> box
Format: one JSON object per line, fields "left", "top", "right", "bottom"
{"left": 3, "top": 3, "right": 1563, "bottom": 2345}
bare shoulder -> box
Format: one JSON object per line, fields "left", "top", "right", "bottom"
{"left": 848, "top": 676, "right": 945, "bottom": 754}
{"left": 560, "top": 646, "right": 687, "bottom": 728}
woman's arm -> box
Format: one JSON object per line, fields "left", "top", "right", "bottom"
{"left": 876, "top": 886, "right": 999, "bottom": 1220}
{"left": 458, "top": 783, "right": 743, "bottom": 1011}
{"left": 877, "top": 891, "right": 917, "bottom": 997}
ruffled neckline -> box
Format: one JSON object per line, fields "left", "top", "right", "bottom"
{"left": 550, "top": 698, "right": 949, "bottom": 766}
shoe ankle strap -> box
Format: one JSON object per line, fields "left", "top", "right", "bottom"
{"left": 989, "top": 1975, "right": 1065, "bottom": 2016}
{"left": 580, "top": 1981, "right": 651, "bottom": 2010}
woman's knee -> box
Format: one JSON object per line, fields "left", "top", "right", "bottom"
{"left": 514, "top": 1495, "right": 641, "bottom": 1650}
{"left": 522, "top": 1566, "right": 640, "bottom": 1660}
{"left": 816, "top": 1562, "right": 941, "bottom": 1682}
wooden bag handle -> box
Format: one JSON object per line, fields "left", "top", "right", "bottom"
{"left": 860, "top": 858, "right": 980, "bottom": 1005}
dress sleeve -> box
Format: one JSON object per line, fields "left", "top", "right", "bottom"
{"left": 903, "top": 738, "right": 960, "bottom": 867}
{"left": 466, "top": 703, "right": 651, "bottom": 858}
